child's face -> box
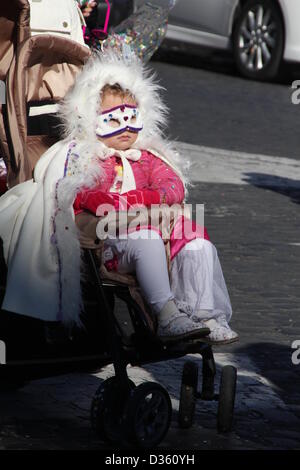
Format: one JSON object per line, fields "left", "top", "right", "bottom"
{"left": 98, "top": 92, "right": 139, "bottom": 151}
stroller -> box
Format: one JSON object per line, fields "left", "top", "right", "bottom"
{"left": 0, "top": 1, "right": 237, "bottom": 449}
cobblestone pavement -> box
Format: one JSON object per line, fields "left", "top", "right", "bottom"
{"left": 1, "top": 141, "right": 300, "bottom": 450}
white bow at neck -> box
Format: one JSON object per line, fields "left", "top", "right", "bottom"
{"left": 100, "top": 146, "right": 142, "bottom": 194}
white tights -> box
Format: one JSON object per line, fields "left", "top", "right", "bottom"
{"left": 103, "top": 229, "right": 232, "bottom": 321}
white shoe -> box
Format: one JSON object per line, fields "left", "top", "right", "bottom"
{"left": 157, "top": 311, "right": 210, "bottom": 342}
{"left": 174, "top": 301, "right": 238, "bottom": 345}
{"left": 174, "top": 299, "right": 194, "bottom": 317}
{"left": 202, "top": 317, "right": 239, "bottom": 345}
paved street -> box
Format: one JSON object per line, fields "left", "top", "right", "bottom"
{"left": 1, "top": 53, "right": 300, "bottom": 451}
{"left": 151, "top": 50, "right": 300, "bottom": 159}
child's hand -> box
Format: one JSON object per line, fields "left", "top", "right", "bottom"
{"left": 74, "top": 189, "right": 116, "bottom": 216}
{"left": 112, "top": 189, "right": 161, "bottom": 211}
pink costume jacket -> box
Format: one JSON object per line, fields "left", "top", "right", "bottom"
{"left": 73, "top": 150, "right": 209, "bottom": 270}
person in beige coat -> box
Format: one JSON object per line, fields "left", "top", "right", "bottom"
{"left": 28, "top": 0, "right": 97, "bottom": 45}
{"left": 27, "top": 0, "right": 96, "bottom": 117}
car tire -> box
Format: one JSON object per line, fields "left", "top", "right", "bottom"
{"left": 233, "top": 0, "right": 284, "bottom": 80}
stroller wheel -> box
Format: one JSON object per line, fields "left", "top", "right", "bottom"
{"left": 178, "top": 360, "right": 198, "bottom": 429}
{"left": 123, "top": 382, "right": 172, "bottom": 449}
{"left": 91, "top": 377, "right": 135, "bottom": 443}
{"left": 217, "top": 365, "right": 237, "bottom": 433}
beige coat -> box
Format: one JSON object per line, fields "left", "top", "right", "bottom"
{"left": 0, "top": 0, "right": 87, "bottom": 82}
{"left": 29, "top": 0, "right": 86, "bottom": 45}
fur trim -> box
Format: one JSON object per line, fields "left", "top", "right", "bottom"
{"left": 58, "top": 50, "right": 167, "bottom": 144}
{"left": 58, "top": 50, "right": 189, "bottom": 189}
{"left": 54, "top": 180, "right": 83, "bottom": 326}
{"left": 52, "top": 141, "right": 106, "bottom": 326}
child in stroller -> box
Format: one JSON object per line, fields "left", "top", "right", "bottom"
{"left": 70, "top": 51, "right": 238, "bottom": 345}
{"left": 0, "top": 48, "right": 238, "bottom": 346}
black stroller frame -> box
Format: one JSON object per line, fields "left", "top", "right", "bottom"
{"left": 81, "top": 249, "right": 236, "bottom": 447}
{"left": 0, "top": 243, "right": 236, "bottom": 449}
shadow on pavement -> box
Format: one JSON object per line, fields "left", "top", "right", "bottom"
{"left": 242, "top": 172, "right": 300, "bottom": 204}
{"left": 232, "top": 341, "right": 300, "bottom": 405}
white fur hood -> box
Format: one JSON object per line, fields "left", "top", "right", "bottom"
{"left": 58, "top": 50, "right": 189, "bottom": 186}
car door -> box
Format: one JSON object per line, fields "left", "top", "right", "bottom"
{"left": 169, "top": 0, "right": 238, "bottom": 37}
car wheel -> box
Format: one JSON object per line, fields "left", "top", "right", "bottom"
{"left": 233, "top": 0, "right": 284, "bottom": 80}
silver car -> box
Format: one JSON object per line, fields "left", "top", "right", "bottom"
{"left": 135, "top": 0, "right": 300, "bottom": 80}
